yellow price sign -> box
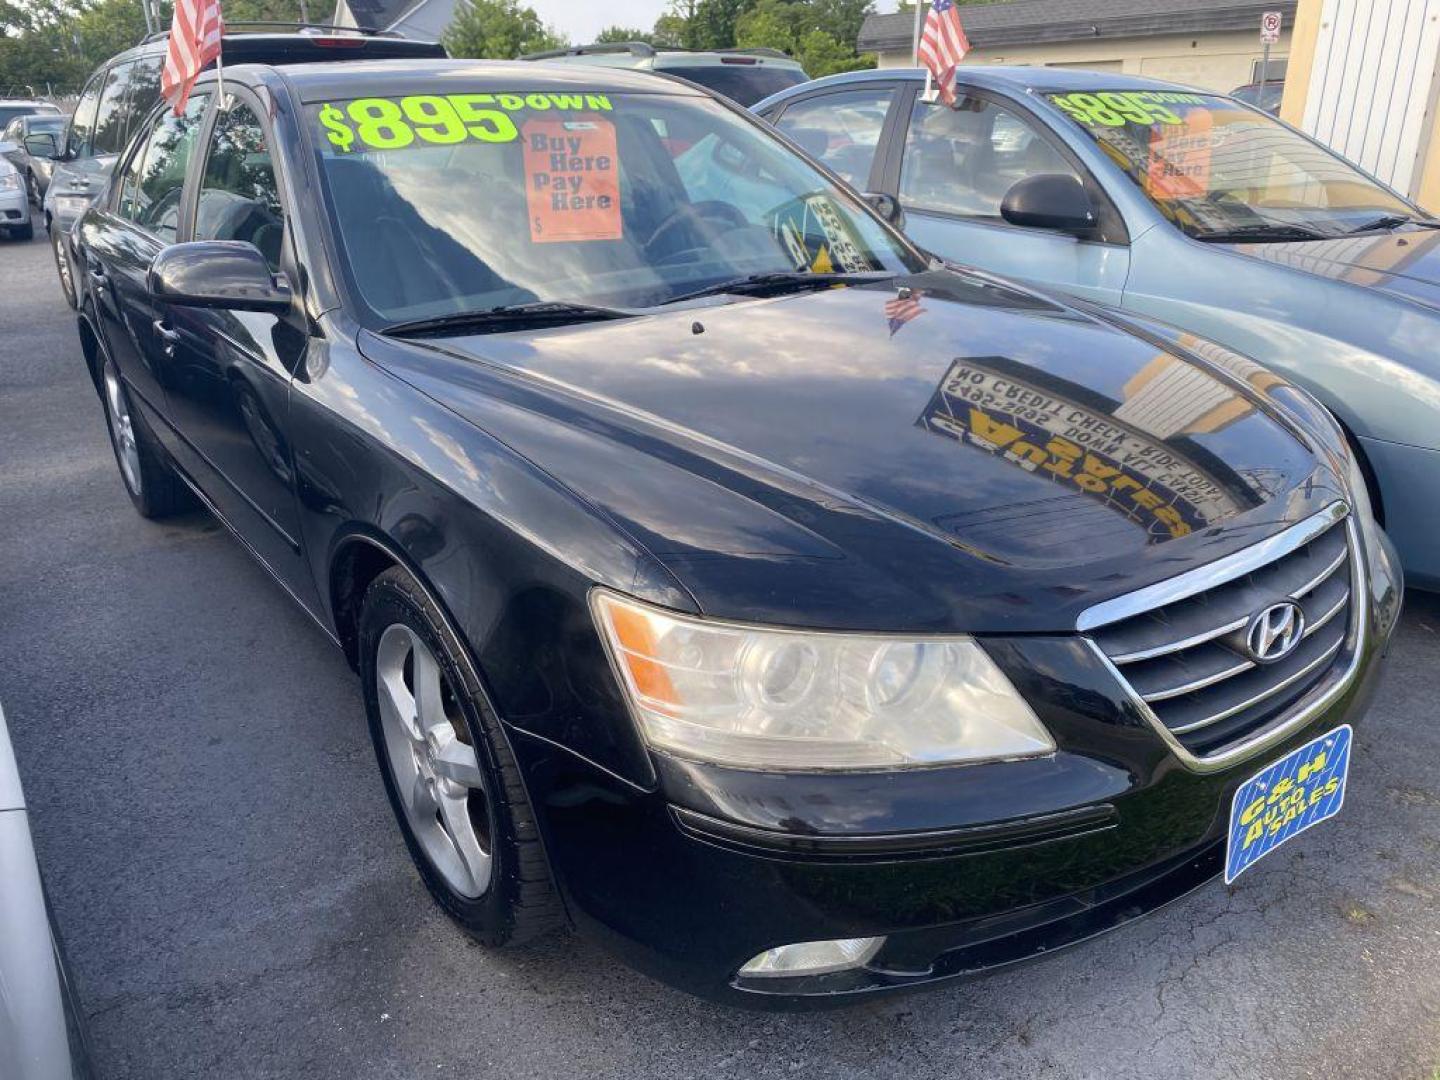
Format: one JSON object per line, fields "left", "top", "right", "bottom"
{"left": 316, "top": 92, "right": 615, "bottom": 153}
{"left": 1047, "top": 91, "right": 1204, "bottom": 128}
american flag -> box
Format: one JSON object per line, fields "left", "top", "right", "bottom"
{"left": 160, "top": 0, "right": 224, "bottom": 115}
{"left": 885, "top": 289, "right": 926, "bottom": 336}
{"left": 917, "top": 0, "right": 972, "bottom": 106}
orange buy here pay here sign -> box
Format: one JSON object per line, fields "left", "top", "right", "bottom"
{"left": 523, "top": 117, "right": 622, "bottom": 243}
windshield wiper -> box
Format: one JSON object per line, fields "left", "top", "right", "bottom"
{"left": 382, "top": 300, "right": 632, "bottom": 338}
{"left": 1195, "top": 223, "right": 1330, "bottom": 243}
{"left": 661, "top": 270, "right": 893, "bottom": 305}
{"left": 1343, "top": 213, "right": 1440, "bottom": 235}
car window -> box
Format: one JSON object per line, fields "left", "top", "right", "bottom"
{"left": 900, "top": 95, "right": 1081, "bottom": 219}
{"left": 92, "top": 62, "right": 138, "bottom": 156}
{"left": 126, "top": 57, "right": 164, "bottom": 130}
{"left": 118, "top": 94, "right": 210, "bottom": 240}
{"left": 68, "top": 71, "right": 106, "bottom": 157}
{"left": 116, "top": 125, "right": 152, "bottom": 223}
{"left": 775, "top": 87, "right": 896, "bottom": 189}
{"left": 660, "top": 63, "right": 809, "bottom": 107}
{"left": 194, "top": 101, "right": 285, "bottom": 271}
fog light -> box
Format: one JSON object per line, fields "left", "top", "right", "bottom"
{"left": 738, "top": 936, "right": 884, "bottom": 978}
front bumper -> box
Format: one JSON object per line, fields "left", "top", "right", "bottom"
{"left": 510, "top": 542, "right": 1398, "bottom": 1008}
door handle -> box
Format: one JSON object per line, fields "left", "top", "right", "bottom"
{"left": 153, "top": 319, "right": 180, "bottom": 355}
{"left": 87, "top": 261, "right": 107, "bottom": 286}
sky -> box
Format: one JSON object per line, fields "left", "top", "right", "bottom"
{"left": 527, "top": 0, "right": 904, "bottom": 48}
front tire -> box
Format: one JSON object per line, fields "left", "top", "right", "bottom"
{"left": 359, "top": 566, "right": 562, "bottom": 946}
{"left": 99, "top": 356, "right": 191, "bottom": 518}
{"left": 11, "top": 219, "right": 33, "bottom": 242}
{"left": 52, "top": 226, "right": 77, "bottom": 308}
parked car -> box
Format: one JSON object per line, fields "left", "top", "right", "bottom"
{"left": 0, "top": 702, "right": 95, "bottom": 1079}
{"left": 73, "top": 57, "right": 1400, "bottom": 1007}
{"left": 755, "top": 67, "right": 1440, "bottom": 591}
{"left": 0, "top": 112, "right": 68, "bottom": 203}
{"left": 523, "top": 41, "right": 807, "bottom": 106}
{"left": 31, "top": 25, "right": 447, "bottom": 308}
{"left": 0, "top": 158, "right": 31, "bottom": 240}
{"left": 0, "top": 98, "right": 61, "bottom": 129}
{"left": 1230, "top": 79, "right": 1285, "bottom": 114}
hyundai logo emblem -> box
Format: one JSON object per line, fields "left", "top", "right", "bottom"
{"left": 1245, "top": 602, "right": 1306, "bottom": 664}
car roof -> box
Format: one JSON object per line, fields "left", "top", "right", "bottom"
{"left": 755, "top": 65, "right": 1215, "bottom": 106}
{"left": 0, "top": 100, "right": 57, "bottom": 108}
{"left": 103, "top": 30, "right": 446, "bottom": 66}
{"left": 269, "top": 58, "right": 711, "bottom": 103}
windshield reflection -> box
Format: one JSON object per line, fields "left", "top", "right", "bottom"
{"left": 917, "top": 351, "right": 1268, "bottom": 542}
{"left": 309, "top": 92, "right": 920, "bottom": 325}
{"left": 1048, "top": 91, "right": 1417, "bottom": 238}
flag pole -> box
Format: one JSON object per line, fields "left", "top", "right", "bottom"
{"left": 911, "top": 0, "right": 924, "bottom": 66}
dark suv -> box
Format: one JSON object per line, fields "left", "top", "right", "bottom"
{"left": 71, "top": 58, "right": 1401, "bottom": 1008}
{"left": 36, "top": 25, "right": 445, "bottom": 307}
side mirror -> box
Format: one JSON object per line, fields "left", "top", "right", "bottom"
{"left": 1000, "top": 173, "right": 1097, "bottom": 236}
{"left": 23, "top": 133, "right": 58, "bottom": 159}
{"left": 148, "top": 241, "right": 293, "bottom": 313}
{"left": 863, "top": 191, "right": 904, "bottom": 228}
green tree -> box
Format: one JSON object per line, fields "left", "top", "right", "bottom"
{"left": 684, "top": 0, "right": 748, "bottom": 49}
{"left": 732, "top": 0, "right": 875, "bottom": 78}
{"left": 594, "top": 26, "right": 656, "bottom": 45}
{"left": 442, "top": 0, "right": 566, "bottom": 60}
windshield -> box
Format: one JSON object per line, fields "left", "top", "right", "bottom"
{"left": 28, "top": 115, "right": 65, "bottom": 133}
{"left": 660, "top": 63, "right": 808, "bottom": 106}
{"left": 1044, "top": 90, "right": 1415, "bottom": 238}
{"left": 306, "top": 89, "right": 919, "bottom": 324}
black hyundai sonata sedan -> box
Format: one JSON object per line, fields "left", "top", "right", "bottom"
{"left": 71, "top": 59, "right": 1402, "bottom": 1007}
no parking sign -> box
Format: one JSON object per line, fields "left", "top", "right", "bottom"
{"left": 1261, "top": 11, "right": 1283, "bottom": 43}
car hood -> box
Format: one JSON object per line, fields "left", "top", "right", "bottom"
{"left": 361, "top": 270, "right": 1335, "bottom": 632}
{"left": 1224, "top": 227, "right": 1440, "bottom": 311}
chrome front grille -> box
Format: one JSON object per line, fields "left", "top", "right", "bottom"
{"left": 1082, "top": 504, "right": 1360, "bottom": 765}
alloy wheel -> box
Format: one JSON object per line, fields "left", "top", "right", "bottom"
{"left": 102, "top": 362, "right": 141, "bottom": 496}
{"left": 375, "top": 623, "right": 492, "bottom": 898}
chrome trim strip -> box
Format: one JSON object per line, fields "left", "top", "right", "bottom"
{"left": 1142, "top": 658, "right": 1255, "bottom": 702}
{"left": 1304, "top": 589, "right": 1349, "bottom": 638}
{"left": 1166, "top": 636, "right": 1344, "bottom": 734}
{"left": 1110, "top": 616, "right": 1248, "bottom": 664}
{"left": 1083, "top": 516, "right": 1367, "bottom": 774}
{"left": 1077, "top": 503, "right": 1349, "bottom": 632}
{"left": 1290, "top": 547, "right": 1347, "bottom": 600}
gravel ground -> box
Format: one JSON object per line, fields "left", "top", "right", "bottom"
{"left": 3, "top": 216, "right": 1440, "bottom": 1080}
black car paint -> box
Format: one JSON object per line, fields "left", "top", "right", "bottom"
{"left": 72, "top": 60, "right": 1400, "bottom": 1007}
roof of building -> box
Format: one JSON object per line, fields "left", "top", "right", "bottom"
{"left": 858, "top": 0, "right": 1299, "bottom": 53}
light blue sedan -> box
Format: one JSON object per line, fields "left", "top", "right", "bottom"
{"left": 753, "top": 67, "right": 1440, "bottom": 589}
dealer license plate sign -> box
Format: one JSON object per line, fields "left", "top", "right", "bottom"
{"left": 1225, "top": 725, "right": 1352, "bottom": 883}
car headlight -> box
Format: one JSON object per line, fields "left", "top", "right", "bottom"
{"left": 591, "top": 591, "right": 1054, "bottom": 770}
{"left": 0, "top": 172, "right": 20, "bottom": 192}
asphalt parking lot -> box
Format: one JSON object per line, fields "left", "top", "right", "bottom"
{"left": 4, "top": 215, "right": 1440, "bottom": 1080}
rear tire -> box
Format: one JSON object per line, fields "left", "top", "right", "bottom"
{"left": 359, "top": 566, "right": 563, "bottom": 946}
{"left": 99, "top": 355, "right": 192, "bottom": 519}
